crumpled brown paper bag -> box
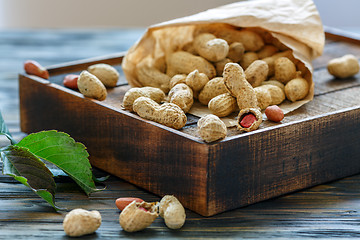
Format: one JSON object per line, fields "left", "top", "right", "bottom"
{"left": 122, "top": 0, "right": 325, "bottom": 127}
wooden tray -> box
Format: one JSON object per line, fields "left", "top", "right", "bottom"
{"left": 19, "top": 27, "right": 360, "bottom": 216}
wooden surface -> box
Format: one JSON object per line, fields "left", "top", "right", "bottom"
{"left": 2, "top": 29, "right": 360, "bottom": 238}
{"left": 18, "top": 29, "right": 360, "bottom": 216}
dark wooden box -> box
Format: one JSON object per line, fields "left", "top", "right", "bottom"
{"left": 19, "top": 29, "right": 360, "bottom": 216}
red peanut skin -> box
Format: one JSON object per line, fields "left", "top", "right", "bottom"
{"left": 240, "top": 113, "right": 257, "bottom": 128}
{"left": 24, "top": 60, "right": 49, "bottom": 79}
{"left": 265, "top": 105, "right": 284, "bottom": 122}
{"left": 63, "top": 74, "right": 79, "bottom": 89}
{"left": 115, "top": 197, "right": 144, "bottom": 211}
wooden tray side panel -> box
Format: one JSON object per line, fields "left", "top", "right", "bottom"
{"left": 208, "top": 109, "right": 360, "bottom": 216}
{"left": 19, "top": 75, "right": 210, "bottom": 215}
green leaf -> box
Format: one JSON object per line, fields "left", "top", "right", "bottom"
{"left": 0, "top": 145, "right": 58, "bottom": 209}
{"left": 0, "top": 110, "right": 16, "bottom": 145}
{"left": 16, "top": 130, "right": 99, "bottom": 195}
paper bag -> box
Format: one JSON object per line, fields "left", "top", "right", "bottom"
{"left": 122, "top": 0, "right": 325, "bottom": 126}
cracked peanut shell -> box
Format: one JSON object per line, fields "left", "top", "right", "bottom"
{"left": 119, "top": 201, "right": 158, "bottom": 232}
{"left": 237, "top": 108, "right": 263, "bottom": 132}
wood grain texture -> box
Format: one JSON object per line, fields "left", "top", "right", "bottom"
{"left": 209, "top": 107, "right": 360, "bottom": 215}
{"left": 3, "top": 156, "right": 360, "bottom": 239}
{"left": 2, "top": 28, "right": 360, "bottom": 238}
{"left": 19, "top": 30, "right": 360, "bottom": 216}
{"left": 19, "top": 75, "right": 210, "bottom": 215}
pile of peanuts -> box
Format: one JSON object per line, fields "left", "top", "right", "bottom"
{"left": 62, "top": 195, "right": 186, "bottom": 236}
{"left": 24, "top": 25, "right": 360, "bottom": 143}
{"left": 123, "top": 25, "right": 311, "bottom": 142}
{"left": 66, "top": 63, "right": 120, "bottom": 101}
{"left": 24, "top": 60, "right": 120, "bottom": 101}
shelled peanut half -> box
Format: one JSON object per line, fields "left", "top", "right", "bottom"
{"left": 123, "top": 26, "right": 311, "bottom": 142}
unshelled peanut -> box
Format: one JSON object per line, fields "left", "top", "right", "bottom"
{"left": 254, "top": 87, "right": 272, "bottom": 110}
{"left": 169, "top": 74, "right": 187, "bottom": 89}
{"left": 208, "top": 93, "right": 237, "bottom": 117}
{"left": 227, "top": 42, "right": 245, "bottom": 62}
{"left": 262, "top": 50, "right": 296, "bottom": 77}
{"left": 133, "top": 97, "right": 187, "bottom": 129}
{"left": 77, "top": 70, "right": 107, "bottom": 101}
{"left": 284, "top": 77, "right": 309, "bottom": 102}
{"left": 198, "top": 77, "right": 228, "bottom": 105}
{"left": 223, "top": 63, "right": 263, "bottom": 131}
{"left": 214, "top": 58, "right": 232, "bottom": 76}
{"left": 257, "top": 45, "right": 279, "bottom": 59}
{"left": 123, "top": 87, "right": 165, "bottom": 112}
{"left": 185, "top": 69, "right": 209, "bottom": 92}
{"left": 197, "top": 114, "right": 227, "bottom": 143}
{"left": 245, "top": 60, "right": 269, "bottom": 87}
{"left": 88, "top": 63, "right": 119, "bottom": 87}
{"left": 168, "top": 83, "right": 194, "bottom": 113}
{"left": 255, "top": 84, "right": 285, "bottom": 106}
{"left": 166, "top": 51, "right": 216, "bottom": 79}
{"left": 261, "top": 80, "right": 285, "bottom": 91}
{"left": 327, "top": 54, "right": 360, "bottom": 78}
{"left": 182, "top": 41, "right": 198, "bottom": 55}
{"left": 63, "top": 209, "right": 101, "bottom": 237}
{"left": 159, "top": 195, "right": 186, "bottom": 230}
{"left": 223, "top": 63, "right": 259, "bottom": 110}
{"left": 274, "top": 57, "right": 297, "bottom": 84}
{"left": 136, "top": 59, "right": 171, "bottom": 93}
{"left": 240, "top": 52, "right": 258, "bottom": 70}
{"left": 216, "top": 28, "right": 264, "bottom": 52}
{"left": 193, "top": 33, "right": 229, "bottom": 62}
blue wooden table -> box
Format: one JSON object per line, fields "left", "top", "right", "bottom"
{"left": 2, "top": 29, "right": 360, "bottom": 239}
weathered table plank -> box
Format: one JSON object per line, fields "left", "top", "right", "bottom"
{"left": 2, "top": 170, "right": 360, "bottom": 239}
